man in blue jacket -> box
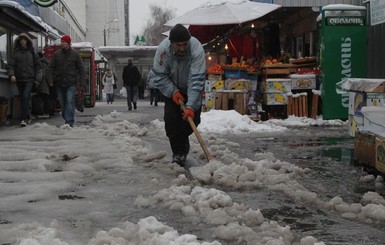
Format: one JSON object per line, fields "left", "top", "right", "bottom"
{"left": 152, "top": 24, "right": 206, "bottom": 166}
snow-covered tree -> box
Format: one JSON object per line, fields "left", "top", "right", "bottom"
{"left": 142, "top": 4, "right": 176, "bottom": 46}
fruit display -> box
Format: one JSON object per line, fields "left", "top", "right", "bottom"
{"left": 207, "top": 64, "right": 223, "bottom": 74}
{"left": 207, "top": 63, "right": 258, "bottom": 74}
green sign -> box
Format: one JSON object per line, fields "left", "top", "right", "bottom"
{"left": 34, "top": 0, "right": 57, "bottom": 7}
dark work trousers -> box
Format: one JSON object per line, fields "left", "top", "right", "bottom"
{"left": 150, "top": 89, "right": 160, "bottom": 105}
{"left": 163, "top": 94, "right": 201, "bottom": 156}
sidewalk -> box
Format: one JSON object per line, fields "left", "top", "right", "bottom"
{"left": 1, "top": 97, "right": 165, "bottom": 129}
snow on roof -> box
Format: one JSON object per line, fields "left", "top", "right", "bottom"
{"left": 72, "top": 42, "right": 96, "bottom": 49}
{"left": 98, "top": 46, "right": 158, "bottom": 52}
{"left": 316, "top": 4, "right": 366, "bottom": 22}
{"left": 0, "top": 1, "right": 47, "bottom": 32}
{"left": 0, "top": 0, "right": 60, "bottom": 37}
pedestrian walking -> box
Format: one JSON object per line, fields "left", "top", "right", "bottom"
{"left": 102, "top": 68, "right": 115, "bottom": 104}
{"left": 137, "top": 72, "right": 146, "bottom": 100}
{"left": 152, "top": 24, "right": 206, "bottom": 166}
{"left": 47, "top": 34, "right": 85, "bottom": 127}
{"left": 147, "top": 70, "right": 160, "bottom": 106}
{"left": 122, "top": 58, "right": 141, "bottom": 110}
{"left": 8, "top": 33, "right": 43, "bottom": 127}
{"left": 34, "top": 52, "right": 52, "bottom": 116}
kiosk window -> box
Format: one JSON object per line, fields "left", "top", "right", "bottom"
{"left": 0, "top": 27, "right": 7, "bottom": 70}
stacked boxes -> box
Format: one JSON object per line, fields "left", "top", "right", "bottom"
{"left": 203, "top": 77, "right": 252, "bottom": 114}
{"left": 260, "top": 78, "right": 291, "bottom": 105}
{"left": 345, "top": 79, "right": 385, "bottom": 136}
{"left": 203, "top": 80, "right": 224, "bottom": 111}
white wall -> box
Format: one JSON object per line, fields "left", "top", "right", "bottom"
{"left": 85, "top": 0, "right": 126, "bottom": 48}
{"left": 61, "top": 0, "right": 86, "bottom": 42}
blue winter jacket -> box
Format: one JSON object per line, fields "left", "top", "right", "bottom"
{"left": 152, "top": 36, "right": 206, "bottom": 111}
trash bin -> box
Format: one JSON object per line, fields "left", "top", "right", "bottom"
{"left": 0, "top": 96, "right": 8, "bottom": 126}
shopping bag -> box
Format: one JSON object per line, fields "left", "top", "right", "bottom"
{"left": 75, "top": 86, "right": 84, "bottom": 112}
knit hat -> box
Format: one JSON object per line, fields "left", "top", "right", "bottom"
{"left": 61, "top": 35, "right": 71, "bottom": 45}
{"left": 169, "top": 24, "right": 191, "bottom": 43}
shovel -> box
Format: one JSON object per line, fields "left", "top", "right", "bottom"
{"left": 179, "top": 100, "right": 213, "bottom": 162}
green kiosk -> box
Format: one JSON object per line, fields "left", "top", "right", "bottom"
{"left": 319, "top": 5, "right": 367, "bottom": 120}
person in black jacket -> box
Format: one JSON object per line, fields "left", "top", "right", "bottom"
{"left": 122, "top": 58, "right": 141, "bottom": 110}
{"left": 48, "top": 35, "right": 85, "bottom": 127}
{"left": 8, "top": 33, "right": 42, "bottom": 127}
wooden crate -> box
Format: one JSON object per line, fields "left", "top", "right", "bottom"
{"left": 261, "top": 64, "right": 293, "bottom": 79}
{"left": 287, "top": 93, "right": 308, "bottom": 117}
{"left": 354, "top": 130, "right": 377, "bottom": 168}
{"left": 215, "top": 90, "right": 248, "bottom": 115}
{"left": 375, "top": 135, "right": 385, "bottom": 174}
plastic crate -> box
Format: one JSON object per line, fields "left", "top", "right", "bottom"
{"left": 224, "top": 69, "right": 248, "bottom": 79}
{"left": 247, "top": 73, "right": 258, "bottom": 80}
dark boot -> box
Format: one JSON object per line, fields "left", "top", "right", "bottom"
{"left": 172, "top": 154, "right": 186, "bottom": 167}
{"left": 133, "top": 103, "right": 137, "bottom": 110}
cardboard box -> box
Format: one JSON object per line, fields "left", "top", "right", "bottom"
{"left": 290, "top": 74, "right": 316, "bottom": 90}
{"left": 225, "top": 79, "right": 250, "bottom": 91}
{"left": 347, "top": 78, "right": 385, "bottom": 93}
{"left": 366, "top": 93, "right": 385, "bottom": 107}
{"left": 207, "top": 74, "right": 223, "bottom": 81}
{"left": 348, "top": 91, "right": 366, "bottom": 116}
{"left": 348, "top": 92, "right": 384, "bottom": 116}
{"left": 260, "top": 79, "right": 291, "bottom": 93}
{"left": 250, "top": 80, "right": 258, "bottom": 91}
{"left": 354, "top": 130, "right": 377, "bottom": 168}
{"left": 203, "top": 91, "right": 216, "bottom": 111}
{"left": 375, "top": 134, "right": 385, "bottom": 174}
{"left": 348, "top": 114, "right": 364, "bottom": 137}
{"left": 263, "top": 93, "right": 288, "bottom": 105}
{"left": 205, "top": 80, "right": 224, "bottom": 92}
{"left": 361, "top": 106, "right": 385, "bottom": 132}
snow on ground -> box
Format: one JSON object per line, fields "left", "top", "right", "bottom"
{"left": 0, "top": 109, "right": 381, "bottom": 244}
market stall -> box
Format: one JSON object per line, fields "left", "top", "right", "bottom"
{"left": 166, "top": 1, "right": 321, "bottom": 120}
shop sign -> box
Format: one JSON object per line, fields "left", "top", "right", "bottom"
{"left": 371, "top": 0, "right": 385, "bottom": 26}
{"left": 326, "top": 17, "right": 365, "bottom": 26}
{"left": 34, "top": 0, "right": 57, "bottom": 7}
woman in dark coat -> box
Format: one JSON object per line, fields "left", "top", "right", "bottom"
{"left": 8, "top": 33, "right": 42, "bottom": 127}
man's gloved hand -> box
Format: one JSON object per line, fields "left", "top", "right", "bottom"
{"left": 172, "top": 91, "right": 185, "bottom": 105}
{"left": 81, "top": 86, "right": 86, "bottom": 93}
{"left": 183, "top": 108, "right": 194, "bottom": 121}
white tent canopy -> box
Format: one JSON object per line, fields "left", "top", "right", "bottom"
{"left": 165, "top": 0, "right": 281, "bottom": 26}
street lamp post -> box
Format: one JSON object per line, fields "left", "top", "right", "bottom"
{"left": 103, "top": 19, "right": 118, "bottom": 46}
